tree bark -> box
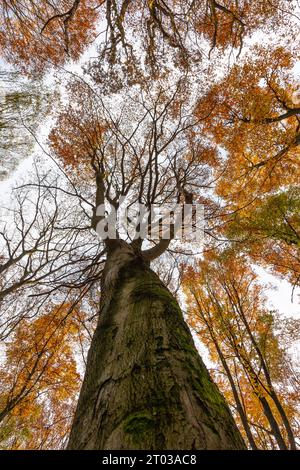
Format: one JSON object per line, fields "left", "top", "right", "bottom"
{"left": 67, "top": 245, "right": 245, "bottom": 450}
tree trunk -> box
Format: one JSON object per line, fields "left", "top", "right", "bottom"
{"left": 258, "top": 396, "right": 287, "bottom": 450}
{"left": 211, "top": 340, "right": 258, "bottom": 450}
{"left": 229, "top": 284, "right": 296, "bottom": 449}
{"left": 190, "top": 296, "right": 257, "bottom": 449}
{"left": 67, "top": 245, "right": 245, "bottom": 450}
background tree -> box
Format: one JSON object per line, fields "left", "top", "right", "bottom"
{"left": 0, "top": 168, "right": 102, "bottom": 448}
{"left": 194, "top": 42, "right": 300, "bottom": 294}
{"left": 0, "top": 163, "right": 106, "bottom": 342}
{"left": 225, "top": 188, "right": 300, "bottom": 289}
{"left": 195, "top": 45, "right": 300, "bottom": 207}
{"left": 0, "top": 71, "right": 51, "bottom": 179}
{"left": 183, "top": 251, "right": 300, "bottom": 449}
{"left": 0, "top": 303, "right": 85, "bottom": 449}
{"left": 0, "top": 1, "right": 296, "bottom": 76}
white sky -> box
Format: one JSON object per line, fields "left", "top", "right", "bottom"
{"left": 255, "top": 267, "right": 300, "bottom": 318}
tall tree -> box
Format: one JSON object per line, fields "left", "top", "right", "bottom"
{"left": 183, "top": 251, "right": 299, "bottom": 449}
{"left": 0, "top": 0, "right": 298, "bottom": 452}
{"left": 47, "top": 79, "right": 245, "bottom": 449}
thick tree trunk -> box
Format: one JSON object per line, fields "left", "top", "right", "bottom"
{"left": 67, "top": 245, "right": 245, "bottom": 450}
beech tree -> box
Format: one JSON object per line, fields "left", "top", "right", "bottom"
{"left": 46, "top": 78, "right": 244, "bottom": 449}
{"left": 0, "top": 0, "right": 299, "bottom": 451}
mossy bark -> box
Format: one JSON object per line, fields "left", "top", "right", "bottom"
{"left": 67, "top": 247, "right": 245, "bottom": 450}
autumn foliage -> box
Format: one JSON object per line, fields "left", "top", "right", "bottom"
{"left": 0, "top": 0, "right": 99, "bottom": 74}
{"left": 196, "top": 46, "right": 300, "bottom": 204}
{"left": 0, "top": 304, "right": 85, "bottom": 449}
{"left": 183, "top": 251, "right": 300, "bottom": 449}
{"left": 0, "top": 0, "right": 299, "bottom": 452}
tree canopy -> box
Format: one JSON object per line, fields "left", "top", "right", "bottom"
{"left": 0, "top": 0, "right": 299, "bottom": 450}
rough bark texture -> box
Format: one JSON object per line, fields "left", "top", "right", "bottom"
{"left": 67, "top": 246, "right": 245, "bottom": 450}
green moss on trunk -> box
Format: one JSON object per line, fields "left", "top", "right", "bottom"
{"left": 67, "top": 252, "right": 245, "bottom": 450}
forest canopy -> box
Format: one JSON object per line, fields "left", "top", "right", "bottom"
{"left": 0, "top": 0, "right": 299, "bottom": 451}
